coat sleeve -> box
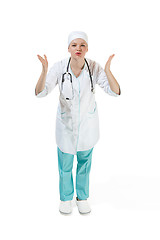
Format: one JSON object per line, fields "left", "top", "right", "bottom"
{"left": 95, "top": 62, "right": 120, "bottom": 97}
{"left": 35, "top": 62, "right": 60, "bottom": 98}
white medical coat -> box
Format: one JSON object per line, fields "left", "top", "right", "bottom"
{"left": 35, "top": 57, "right": 120, "bottom": 155}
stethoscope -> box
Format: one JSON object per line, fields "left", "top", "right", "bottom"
{"left": 61, "top": 57, "right": 94, "bottom": 100}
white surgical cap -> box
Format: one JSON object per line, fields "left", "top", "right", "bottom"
{"left": 68, "top": 31, "right": 88, "bottom": 47}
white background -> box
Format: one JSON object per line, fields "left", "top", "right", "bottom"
{"left": 0, "top": 0, "right": 160, "bottom": 239}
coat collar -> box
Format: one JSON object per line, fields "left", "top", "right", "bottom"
{"left": 66, "top": 56, "right": 89, "bottom": 72}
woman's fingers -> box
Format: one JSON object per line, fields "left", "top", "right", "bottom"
{"left": 37, "top": 54, "right": 48, "bottom": 72}
{"left": 37, "top": 54, "right": 47, "bottom": 64}
{"left": 44, "top": 54, "right": 48, "bottom": 63}
{"left": 37, "top": 54, "right": 47, "bottom": 59}
{"left": 105, "top": 54, "right": 115, "bottom": 71}
{"left": 111, "top": 54, "right": 115, "bottom": 58}
{"left": 108, "top": 54, "right": 114, "bottom": 61}
{"left": 37, "top": 54, "right": 44, "bottom": 62}
{"left": 108, "top": 54, "right": 115, "bottom": 63}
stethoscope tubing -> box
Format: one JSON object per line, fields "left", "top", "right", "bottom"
{"left": 62, "top": 57, "right": 94, "bottom": 93}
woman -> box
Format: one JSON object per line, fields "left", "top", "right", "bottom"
{"left": 35, "top": 31, "right": 121, "bottom": 214}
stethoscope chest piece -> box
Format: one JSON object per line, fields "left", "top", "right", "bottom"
{"left": 92, "top": 88, "right": 95, "bottom": 94}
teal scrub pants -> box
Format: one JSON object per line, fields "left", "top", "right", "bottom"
{"left": 57, "top": 147, "right": 94, "bottom": 201}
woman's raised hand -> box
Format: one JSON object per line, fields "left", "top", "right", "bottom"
{"left": 105, "top": 54, "right": 115, "bottom": 72}
{"left": 37, "top": 54, "right": 48, "bottom": 72}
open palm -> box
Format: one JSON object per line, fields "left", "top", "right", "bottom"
{"left": 105, "top": 54, "right": 115, "bottom": 71}
{"left": 37, "top": 54, "right": 48, "bottom": 72}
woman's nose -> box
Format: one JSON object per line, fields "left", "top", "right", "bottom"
{"left": 76, "top": 45, "right": 81, "bottom": 50}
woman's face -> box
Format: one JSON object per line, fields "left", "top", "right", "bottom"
{"left": 68, "top": 38, "right": 88, "bottom": 59}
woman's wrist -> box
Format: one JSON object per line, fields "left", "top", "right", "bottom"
{"left": 42, "top": 66, "right": 48, "bottom": 74}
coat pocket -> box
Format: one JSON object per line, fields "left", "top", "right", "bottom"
{"left": 60, "top": 111, "right": 66, "bottom": 119}
{"left": 57, "top": 105, "right": 66, "bottom": 119}
{"left": 88, "top": 101, "right": 97, "bottom": 118}
{"left": 57, "top": 106, "right": 73, "bottom": 131}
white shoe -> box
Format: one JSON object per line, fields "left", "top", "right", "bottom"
{"left": 76, "top": 197, "right": 91, "bottom": 214}
{"left": 59, "top": 200, "right": 72, "bottom": 214}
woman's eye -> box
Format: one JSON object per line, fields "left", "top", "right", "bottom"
{"left": 72, "top": 44, "right": 85, "bottom": 47}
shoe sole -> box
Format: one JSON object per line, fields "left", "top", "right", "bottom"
{"left": 59, "top": 210, "right": 72, "bottom": 215}
{"left": 78, "top": 210, "right": 91, "bottom": 214}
